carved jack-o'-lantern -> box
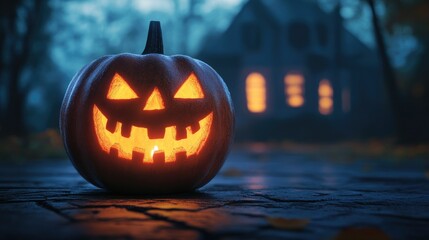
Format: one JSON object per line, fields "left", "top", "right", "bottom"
{"left": 60, "top": 21, "right": 234, "bottom": 194}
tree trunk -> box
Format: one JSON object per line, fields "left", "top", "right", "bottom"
{"left": 0, "top": 1, "right": 22, "bottom": 135}
{"left": 2, "top": 0, "right": 45, "bottom": 136}
{"left": 366, "top": 0, "right": 404, "bottom": 142}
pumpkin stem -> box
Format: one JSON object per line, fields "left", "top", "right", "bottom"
{"left": 143, "top": 21, "right": 164, "bottom": 54}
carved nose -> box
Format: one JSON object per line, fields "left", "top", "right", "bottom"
{"left": 143, "top": 87, "right": 165, "bottom": 111}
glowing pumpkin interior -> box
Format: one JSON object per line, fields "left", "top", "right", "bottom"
{"left": 92, "top": 73, "right": 213, "bottom": 163}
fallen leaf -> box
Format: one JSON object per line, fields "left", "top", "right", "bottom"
{"left": 334, "top": 226, "right": 390, "bottom": 240}
{"left": 266, "top": 216, "right": 309, "bottom": 230}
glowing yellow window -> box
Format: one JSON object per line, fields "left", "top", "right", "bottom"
{"left": 319, "top": 79, "right": 333, "bottom": 115}
{"left": 284, "top": 73, "right": 304, "bottom": 107}
{"left": 246, "top": 72, "right": 266, "bottom": 113}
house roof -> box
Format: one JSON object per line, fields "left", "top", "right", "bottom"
{"left": 260, "top": 0, "right": 328, "bottom": 24}
{"left": 199, "top": 0, "right": 377, "bottom": 64}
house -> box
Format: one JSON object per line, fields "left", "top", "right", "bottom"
{"left": 198, "top": 0, "right": 392, "bottom": 141}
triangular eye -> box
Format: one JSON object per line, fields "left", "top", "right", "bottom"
{"left": 107, "top": 73, "right": 138, "bottom": 100}
{"left": 174, "top": 73, "right": 204, "bottom": 99}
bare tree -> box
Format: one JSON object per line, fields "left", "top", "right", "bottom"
{"left": 383, "top": 0, "right": 429, "bottom": 142}
{"left": 172, "top": 0, "right": 205, "bottom": 54}
{"left": 0, "top": 0, "right": 51, "bottom": 136}
{"left": 365, "top": 0, "right": 404, "bottom": 140}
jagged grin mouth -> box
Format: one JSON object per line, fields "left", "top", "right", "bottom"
{"left": 92, "top": 105, "right": 213, "bottom": 163}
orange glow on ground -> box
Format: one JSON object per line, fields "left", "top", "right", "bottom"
{"left": 246, "top": 72, "right": 266, "bottom": 113}
{"left": 284, "top": 74, "right": 304, "bottom": 108}
{"left": 92, "top": 105, "right": 213, "bottom": 163}
{"left": 319, "top": 79, "right": 333, "bottom": 115}
{"left": 174, "top": 73, "right": 204, "bottom": 99}
{"left": 143, "top": 88, "right": 165, "bottom": 110}
{"left": 107, "top": 73, "right": 138, "bottom": 100}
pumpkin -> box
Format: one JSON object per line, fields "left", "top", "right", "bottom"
{"left": 60, "top": 21, "right": 234, "bottom": 194}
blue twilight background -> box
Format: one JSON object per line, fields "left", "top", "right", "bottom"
{"left": 0, "top": 0, "right": 428, "bottom": 158}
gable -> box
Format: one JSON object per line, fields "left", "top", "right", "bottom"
{"left": 199, "top": 0, "right": 377, "bottom": 68}
{"left": 199, "top": 0, "right": 278, "bottom": 57}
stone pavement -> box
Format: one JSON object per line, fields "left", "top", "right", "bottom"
{"left": 1, "top": 148, "right": 429, "bottom": 239}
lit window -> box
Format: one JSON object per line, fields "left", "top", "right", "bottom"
{"left": 284, "top": 74, "right": 304, "bottom": 107}
{"left": 246, "top": 72, "right": 266, "bottom": 113}
{"left": 318, "top": 79, "right": 333, "bottom": 115}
